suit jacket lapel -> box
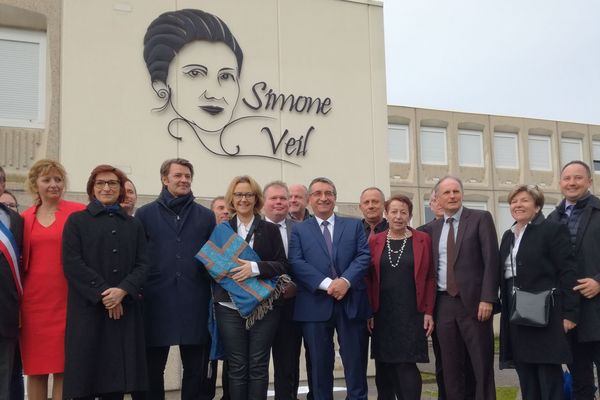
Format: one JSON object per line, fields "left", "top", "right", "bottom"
{"left": 574, "top": 205, "right": 593, "bottom": 254}
{"left": 431, "top": 219, "right": 443, "bottom": 269}
{"left": 309, "top": 217, "right": 330, "bottom": 257}
{"left": 332, "top": 215, "right": 346, "bottom": 260}
{"left": 284, "top": 218, "right": 294, "bottom": 242}
{"left": 454, "top": 208, "right": 470, "bottom": 261}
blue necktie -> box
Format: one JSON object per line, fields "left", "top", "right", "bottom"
{"left": 322, "top": 221, "right": 337, "bottom": 278}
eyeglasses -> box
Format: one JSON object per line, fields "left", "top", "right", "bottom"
{"left": 94, "top": 180, "right": 120, "bottom": 189}
{"left": 233, "top": 192, "right": 256, "bottom": 200}
{"left": 310, "top": 190, "right": 335, "bottom": 198}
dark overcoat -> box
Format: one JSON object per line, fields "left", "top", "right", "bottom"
{"left": 0, "top": 205, "right": 23, "bottom": 339}
{"left": 135, "top": 194, "right": 215, "bottom": 346}
{"left": 547, "top": 194, "right": 600, "bottom": 342}
{"left": 62, "top": 202, "right": 148, "bottom": 398}
{"left": 499, "top": 213, "right": 579, "bottom": 367}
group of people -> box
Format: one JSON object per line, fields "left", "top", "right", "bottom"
{"left": 1, "top": 158, "right": 600, "bottom": 400}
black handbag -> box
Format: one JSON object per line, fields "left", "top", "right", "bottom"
{"left": 510, "top": 287, "right": 554, "bottom": 327}
{"left": 508, "top": 236, "right": 554, "bottom": 328}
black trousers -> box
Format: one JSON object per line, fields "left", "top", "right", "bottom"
{"left": 374, "top": 360, "right": 421, "bottom": 400}
{"left": 568, "top": 333, "right": 600, "bottom": 400}
{"left": 216, "top": 304, "right": 281, "bottom": 400}
{"left": 146, "top": 344, "right": 213, "bottom": 400}
{"left": 435, "top": 294, "right": 495, "bottom": 400}
{"left": 431, "top": 328, "right": 476, "bottom": 400}
{"left": 0, "top": 338, "right": 16, "bottom": 400}
{"left": 272, "top": 300, "right": 308, "bottom": 400}
{"left": 514, "top": 362, "right": 564, "bottom": 400}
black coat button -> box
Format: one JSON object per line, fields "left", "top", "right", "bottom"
{"left": 112, "top": 249, "right": 118, "bottom": 253}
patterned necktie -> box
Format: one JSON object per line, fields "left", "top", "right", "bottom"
{"left": 322, "top": 221, "right": 337, "bottom": 278}
{"left": 446, "top": 217, "right": 458, "bottom": 296}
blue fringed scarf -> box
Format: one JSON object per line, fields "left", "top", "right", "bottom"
{"left": 196, "top": 222, "right": 289, "bottom": 327}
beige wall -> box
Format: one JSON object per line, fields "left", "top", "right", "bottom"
{"left": 56, "top": 0, "right": 388, "bottom": 202}
{"left": 387, "top": 105, "right": 600, "bottom": 234}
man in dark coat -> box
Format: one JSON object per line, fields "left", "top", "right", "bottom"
{"left": 0, "top": 201, "right": 23, "bottom": 400}
{"left": 422, "top": 176, "right": 499, "bottom": 400}
{"left": 547, "top": 160, "right": 600, "bottom": 400}
{"left": 136, "top": 159, "right": 216, "bottom": 400}
{"left": 418, "top": 188, "right": 475, "bottom": 400}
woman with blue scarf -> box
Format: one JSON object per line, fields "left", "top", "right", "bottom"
{"left": 62, "top": 165, "right": 148, "bottom": 400}
{"left": 201, "top": 175, "right": 288, "bottom": 400}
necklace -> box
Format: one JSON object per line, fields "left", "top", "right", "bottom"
{"left": 386, "top": 230, "right": 408, "bottom": 268}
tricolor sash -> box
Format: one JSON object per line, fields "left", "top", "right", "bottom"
{"left": 0, "top": 220, "right": 22, "bottom": 296}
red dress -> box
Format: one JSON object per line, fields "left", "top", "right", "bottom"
{"left": 20, "top": 200, "right": 85, "bottom": 374}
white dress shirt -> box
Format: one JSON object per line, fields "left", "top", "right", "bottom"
{"left": 437, "top": 207, "right": 463, "bottom": 291}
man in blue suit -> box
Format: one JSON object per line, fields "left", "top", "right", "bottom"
{"left": 289, "top": 177, "right": 371, "bottom": 400}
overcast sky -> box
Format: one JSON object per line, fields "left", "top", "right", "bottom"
{"left": 384, "top": 0, "right": 600, "bottom": 125}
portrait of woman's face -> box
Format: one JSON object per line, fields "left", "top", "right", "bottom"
{"left": 169, "top": 41, "right": 240, "bottom": 133}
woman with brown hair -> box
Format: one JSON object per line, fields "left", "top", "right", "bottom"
{"left": 62, "top": 165, "right": 148, "bottom": 400}
{"left": 20, "top": 159, "right": 85, "bottom": 400}
{"left": 366, "top": 194, "right": 436, "bottom": 400}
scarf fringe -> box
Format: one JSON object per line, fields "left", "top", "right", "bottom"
{"left": 244, "top": 274, "right": 292, "bottom": 329}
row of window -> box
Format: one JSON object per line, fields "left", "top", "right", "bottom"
{"left": 422, "top": 200, "right": 556, "bottom": 233}
{"left": 389, "top": 124, "right": 600, "bottom": 172}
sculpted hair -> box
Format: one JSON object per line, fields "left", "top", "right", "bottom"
{"left": 143, "top": 9, "right": 243, "bottom": 87}
{"left": 160, "top": 158, "right": 194, "bottom": 179}
{"left": 26, "top": 159, "right": 68, "bottom": 205}
{"left": 86, "top": 165, "right": 127, "bottom": 204}
{"left": 308, "top": 177, "right": 337, "bottom": 197}
{"left": 434, "top": 175, "right": 464, "bottom": 195}
{"left": 263, "top": 180, "right": 289, "bottom": 197}
{"left": 508, "top": 184, "right": 545, "bottom": 209}
{"left": 561, "top": 160, "right": 592, "bottom": 179}
{"left": 224, "top": 175, "right": 264, "bottom": 215}
{"left": 385, "top": 194, "right": 413, "bottom": 216}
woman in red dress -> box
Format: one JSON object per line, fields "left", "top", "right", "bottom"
{"left": 20, "top": 159, "right": 85, "bottom": 400}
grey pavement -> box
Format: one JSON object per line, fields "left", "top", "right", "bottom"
{"left": 164, "top": 342, "right": 522, "bottom": 399}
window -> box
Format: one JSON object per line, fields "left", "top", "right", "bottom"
{"left": 458, "top": 130, "right": 483, "bottom": 167}
{"left": 593, "top": 140, "right": 600, "bottom": 174}
{"left": 560, "top": 138, "right": 583, "bottom": 167}
{"left": 496, "top": 203, "right": 513, "bottom": 233}
{"left": 388, "top": 124, "right": 409, "bottom": 163}
{"left": 0, "top": 27, "right": 46, "bottom": 128}
{"left": 494, "top": 133, "right": 519, "bottom": 169}
{"left": 528, "top": 135, "right": 552, "bottom": 171}
{"left": 420, "top": 127, "right": 447, "bottom": 165}
{"left": 463, "top": 201, "right": 487, "bottom": 211}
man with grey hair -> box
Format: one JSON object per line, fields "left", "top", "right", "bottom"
{"left": 136, "top": 158, "right": 216, "bottom": 400}
{"left": 288, "top": 184, "right": 311, "bottom": 221}
{"left": 289, "top": 177, "right": 370, "bottom": 400}
{"left": 422, "top": 176, "right": 499, "bottom": 400}
{"left": 358, "top": 187, "right": 387, "bottom": 238}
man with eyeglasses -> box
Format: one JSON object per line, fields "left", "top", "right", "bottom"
{"left": 136, "top": 159, "right": 216, "bottom": 400}
{"left": 289, "top": 177, "right": 371, "bottom": 400}
{"left": 547, "top": 160, "right": 600, "bottom": 400}
{"left": 0, "top": 165, "right": 24, "bottom": 400}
